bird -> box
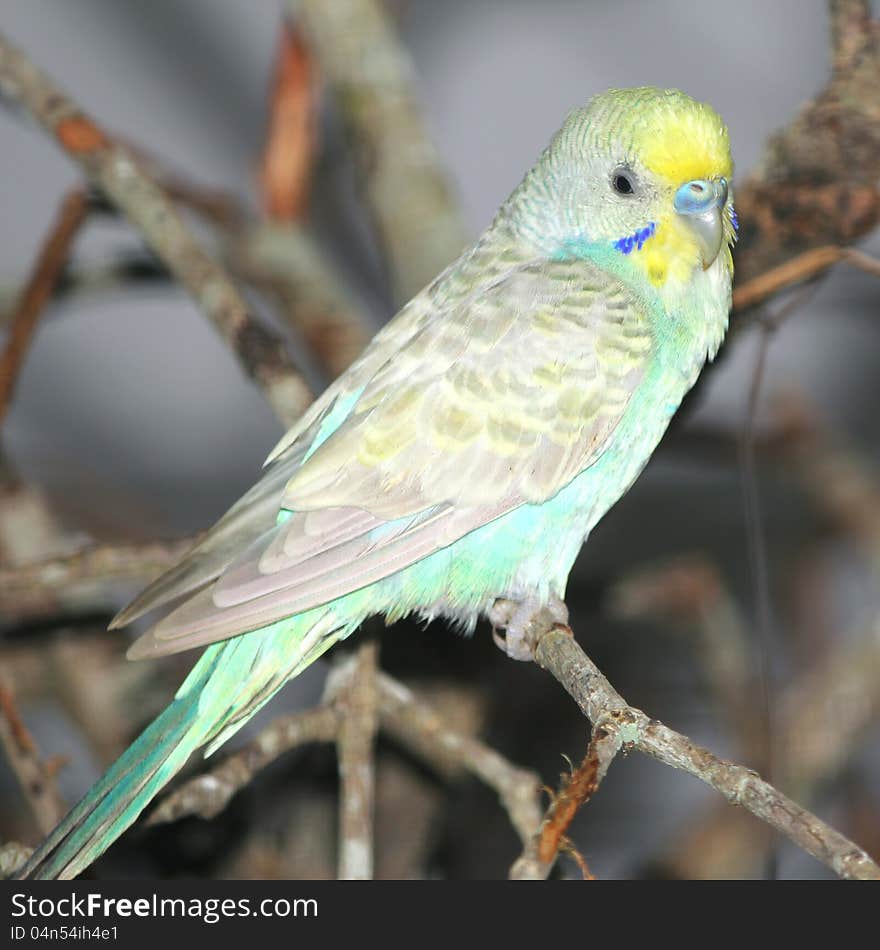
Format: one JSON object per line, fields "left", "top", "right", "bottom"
{"left": 17, "top": 86, "right": 736, "bottom": 879}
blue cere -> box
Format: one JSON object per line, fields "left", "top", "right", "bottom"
{"left": 613, "top": 221, "right": 655, "bottom": 255}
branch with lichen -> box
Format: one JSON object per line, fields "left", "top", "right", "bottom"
{"left": 621, "top": 406, "right": 880, "bottom": 879}
{"left": 506, "top": 606, "right": 880, "bottom": 881}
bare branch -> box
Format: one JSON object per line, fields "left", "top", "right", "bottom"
{"left": 0, "top": 256, "right": 172, "bottom": 327}
{"left": 0, "top": 189, "right": 89, "bottom": 425}
{"left": 0, "top": 537, "right": 196, "bottom": 623}
{"left": 149, "top": 663, "right": 542, "bottom": 875}
{"left": 294, "top": 0, "right": 466, "bottom": 301}
{"left": 231, "top": 226, "right": 373, "bottom": 379}
{"left": 147, "top": 706, "right": 338, "bottom": 826}
{"left": 330, "top": 641, "right": 380, "bottom": 880}
{"left": 512, "top": 608, "right": 880, "bottom": 881}
{"left": 653, "top": 617, "right": 880, "bottom": 879}
{"left": 259, "top": 22, "right": 317, "bottom": 222}
{"left": 0, "top": 671, "right": 67, "bottom": 835}
{"left": 733, "top": 245, "right": 880, "bottom": 311}
{"left": 377, "top": 673, "right": 543, "bottom": 846}
{"left": 0, "top": 32, "right": 311, "bottom": 426}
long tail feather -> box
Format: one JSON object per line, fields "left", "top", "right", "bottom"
{"left": 15, "top": 607, "right": 348, "bottom": 880}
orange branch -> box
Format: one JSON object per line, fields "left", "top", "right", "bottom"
{"left": 0, "top": 189, "right": 89, "bottom": 425}
{"left": 259, "top": 22, "right": 317, "bottom": 221}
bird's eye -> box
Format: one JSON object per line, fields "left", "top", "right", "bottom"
{"left": 611, "top": 169, "right": 635, "bottom": 196}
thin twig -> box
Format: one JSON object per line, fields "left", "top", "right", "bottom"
{"left": 0, "top": 189, "right": 89, "bottom": 425}
{"left": 733, "top": 245, "right": 880, "bottom": 312}
{"left": 147, "top": 705, "right": 339, "bottom": 826}
{"left": 331, "top": 640, "right": 380, "bottom": 880}
{"left": 377, "top": 673, "right": 543, "bottom": 846}
{"left": 0, "top": 537, "right": 196, "bottom": 622}
{"left": 609, "top": 559, "right": 760, "bottom": 758}
{"left": 259, "top": 21, "right": 317, "bottom": 222}
{"left": 508, "top": 609, "right": 880, "bottom": 881}
{"left": 738, "top": 311, "right": 776, "bottom": 794}
{"left": 510, "top": 739, "right": 607, "bottom": 880}
{"left": 0, "top": 671, "right": 67, "bottom": 836}
{"left": 0, "top": 32, "right": 311, "bottom": 426}
{"left": 0, "top": 255, "right": 171, "bottom": 325}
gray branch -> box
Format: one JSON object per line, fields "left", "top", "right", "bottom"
{"left": 512, "top": 611, "right": 880, "bottom": 881}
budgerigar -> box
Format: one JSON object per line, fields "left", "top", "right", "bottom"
{"left": 17, "top": 87, "right": 736, "bottom": 880}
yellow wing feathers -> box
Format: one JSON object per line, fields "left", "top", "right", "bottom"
{"left": 281, "top": 258, "right": 652, "bottom": 515}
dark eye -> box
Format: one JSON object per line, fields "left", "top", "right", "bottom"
{"left": 612, "top": 169, "right": 635, "bottom": 196}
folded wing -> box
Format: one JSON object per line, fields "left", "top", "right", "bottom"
{"left": 127, "top": 254, "right": 653, "bottom": 658}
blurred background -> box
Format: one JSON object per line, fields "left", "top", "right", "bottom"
{"left": 1, "top": 0, "right": 878, "bottom": 879}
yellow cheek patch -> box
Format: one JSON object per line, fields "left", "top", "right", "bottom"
{"left": 630, "top": 216, "right": 700, "bottom": 288}
{"left": 637, "top": 104, "right": 732, "bottom": 185}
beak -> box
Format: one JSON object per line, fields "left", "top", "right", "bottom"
{"left": 673, "top": 177, "right": 728, "bottom": 269}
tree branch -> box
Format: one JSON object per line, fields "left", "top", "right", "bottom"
{"left": 0, "top": 31, "right": 311, "bottom": 426}
{"left": 146, "top": 705, "right": 339, "bottom": 826}
{"left": 294, "top": 0, "right": 466, "bottom": 302}
{"left": 147, "top": 664, "right": 543, "bottom": 875}
{"left": 329, "top": 640, "right": 380, "bottom": 880}
{"left": 0, "top": 537, "right": 196, "bottom": 623}
{"left": 376, "top": 673, "right": 543, "bottom": 847}
{"left": 733, "top": 0, "right": 880, "bottom": 284}
{"left": 259, "top": 21, "right": 317, "bottom": 222}
{"left": 0, "top": 670, "right": 67, "bottom": 836}
{"left": 509, "top": 608, "right": 880, "bottom": 881}
{"left": 733, "top": 245, "right": 880, "bottom": 311}
{"left": 0, "top": 188, "right": 90, "bottom": 426}
{"left": 230, "top": 226, "right": 373, "bottom": 380}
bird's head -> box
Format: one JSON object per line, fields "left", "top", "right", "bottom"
{"left": 509, "top": 87, "right": 736, "bottom": 290}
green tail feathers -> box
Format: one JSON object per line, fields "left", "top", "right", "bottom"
{"left": 16, "top": 608, "right": 347, "bottom": 880}
{"left": 17, "top": 680, "right": 208, "bottom": 880}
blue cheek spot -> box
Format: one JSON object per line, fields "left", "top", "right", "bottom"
{"left": 730, "top": 207, "right": 739, "bottom": 234}
{"left": 613, "top": 221, "right": 655, "bottom": 255}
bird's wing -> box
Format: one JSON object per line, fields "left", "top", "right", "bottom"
{"left": 109, "top": 445, "right": 307, "bottom": 629}
{"left": 129, "top": 256, "right": 654, "bottom": 658}
{"left": 111, "top": 276, "right": 442, "bottom": 629}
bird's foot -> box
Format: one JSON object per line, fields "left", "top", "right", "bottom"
{"left": 489, "top": 595, "right": 569, "bottom": 662}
